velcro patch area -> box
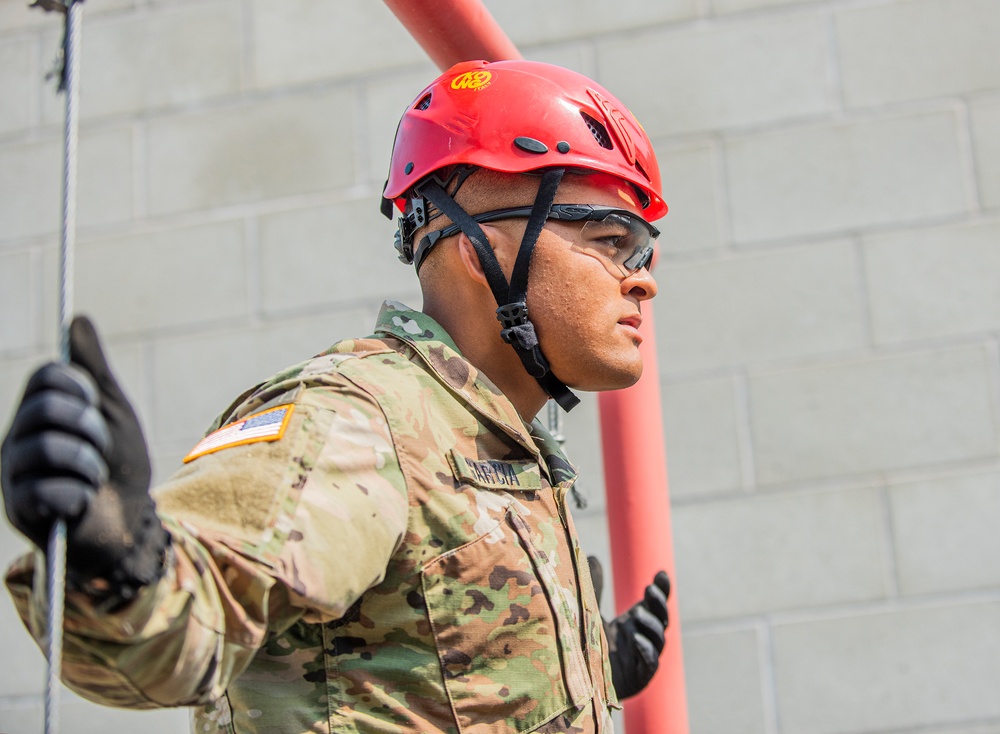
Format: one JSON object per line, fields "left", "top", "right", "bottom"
{"left": 183, "top": 404, "right": 295, "bottom": 463}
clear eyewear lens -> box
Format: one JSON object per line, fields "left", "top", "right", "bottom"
{"left": 578, "top": 211, "right": 657, "bottom": 275}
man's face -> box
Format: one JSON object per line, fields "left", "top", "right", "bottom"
{"left": 492, "top": 173, "right": 660, "bottom": 392}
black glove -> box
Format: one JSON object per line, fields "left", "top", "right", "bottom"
{"left": 588, "top": 555, "right": 670, "bottom": 700}
{"left": 2, "top": 316, "right": 168, "bottom": 606}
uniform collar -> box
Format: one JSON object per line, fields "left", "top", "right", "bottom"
{"left": 374, "top": 300, "right": 463, "bottom": 357}
{"left": 373, "top": 301, "right": 576, "bottom": 485}
{"left": 527, "top": 420, "right": 579, "bottom": 490}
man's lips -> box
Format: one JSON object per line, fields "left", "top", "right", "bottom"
{"left": 618, "top": 314, "right": 642, "bottom": 330}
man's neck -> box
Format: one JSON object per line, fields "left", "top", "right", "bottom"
{"left": 422, "top": 303, "right": 548, "bottom": 421}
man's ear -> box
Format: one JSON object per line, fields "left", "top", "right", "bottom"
{"left": 456, "top": 224, "right": 509, "bottom": 287}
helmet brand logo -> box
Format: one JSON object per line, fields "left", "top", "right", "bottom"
{"left": 451, "top": 70, "right": 493, "bottom": 91}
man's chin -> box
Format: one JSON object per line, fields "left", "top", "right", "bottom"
{"left": 565, "top": 362, "right": 644, "bottom": 393}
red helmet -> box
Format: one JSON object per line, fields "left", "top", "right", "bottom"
{"left": 382, "top": 59, "right": 667, "bottom": 221}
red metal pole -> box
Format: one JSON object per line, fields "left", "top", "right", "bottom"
{"left": 383, "top": 3, "right": 689, "bottom": 732}
{"left": 383, "top": 0, "right": 522, "bottom": 70}
{"left": 599, "top": 300, "right": 689, "bottom": 734}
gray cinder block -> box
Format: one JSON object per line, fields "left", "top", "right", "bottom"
{"left": 727, "top": 112, "right": 968, "bottom": 243}
{"left": 0, "top": 38, "right": 31, "bottom": 137}
{"left": 250, "top": 0, "right": 424, "bottom": 89}
{"left": 972, "top": 99, "right": 1000, "bottom": 210}
{"left": 750, "top": 346, "right": 999, "bottom": 484}
{"left": 146, "top": 90, "right": 355, "bottom": 216}
{"left": 773, "top": 602, "right": 1000, "bottom": 734}
{"left": 864, "top": 218, "right": 1000, "bottom": 344}
{"left": 655, "top": 241, "right": 865, "bottom": 373}
{"left": 662, "top": 376, "right": 744, "bottom": 499}
{"left": 683, "top": 628, "right": 768, "bottom": 734}
{"left": 41, "top": 221, "right": 248, "bottom": 339}
{"left": 837, "top": 0, "right": 1000, "bottom": 108}
{"left": 673, "top": 486, "right": 887, "bottom": 620}
{"left": 598, "top": 14, "right": 830, "bottom": 137}
{"left": 890, "top": 469, "right": 1000, "bottom": 595}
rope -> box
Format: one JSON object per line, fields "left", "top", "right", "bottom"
{"left": 59, "top": 1, "right": 82, "bottom": 363}
{"left": 35, "top": 1, "right": 87, "bottom": 731}
{"left": 45, "top": 523, "right": 66, "bottom": 734}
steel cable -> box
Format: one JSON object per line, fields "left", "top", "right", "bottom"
{"left": 41, "top": 1, "right": 85, "bottom": 732}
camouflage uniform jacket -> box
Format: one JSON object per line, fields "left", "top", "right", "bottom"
{"left": 7, "top": 301, "right": 619, "bottom": 734}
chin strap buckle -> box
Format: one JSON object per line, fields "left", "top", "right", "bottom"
{"left": 497, "top": 303, "right": 550, "bottom": 378}
{"left": 497, "top": 302, "right": 529, "bottom": 334}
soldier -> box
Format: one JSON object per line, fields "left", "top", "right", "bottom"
{"left": 2, "top": 60, "right": 671, "bottom": 733}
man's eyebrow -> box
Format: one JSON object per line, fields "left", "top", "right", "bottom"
{"left": 587, "top": 218, "right": 630, "bottom": 231}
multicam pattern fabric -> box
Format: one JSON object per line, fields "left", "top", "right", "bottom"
{"left": 6, "top": 301, "right": 618, "bottom": 733}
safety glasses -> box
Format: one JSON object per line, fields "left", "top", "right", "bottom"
{"left": 431, "top": 204, "right": 659, "bottom": 276}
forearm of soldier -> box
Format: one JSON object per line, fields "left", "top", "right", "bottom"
{"left": 5, "top": 518, "right": 299, "bottom": 709}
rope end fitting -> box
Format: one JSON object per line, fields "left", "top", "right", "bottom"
{"left": 30, "top": 0, "right": 74, "bottom": 13}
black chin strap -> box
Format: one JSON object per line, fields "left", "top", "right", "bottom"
{"left": 418, "top": 171, "right": 580, "bottom": 412}
{"left": 497, "top": 169, "right": 580, "bottom": 411}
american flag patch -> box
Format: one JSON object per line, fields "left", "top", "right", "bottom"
{"left": 183, "top": 404, "right": 295, "bottom": 463}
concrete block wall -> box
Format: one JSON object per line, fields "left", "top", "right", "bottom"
{"left": 0, "top": 0, "right": 998, "bottom": 732}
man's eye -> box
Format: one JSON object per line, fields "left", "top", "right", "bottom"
{"left": 591, "top": 232, "right": 629, "bottom": 251}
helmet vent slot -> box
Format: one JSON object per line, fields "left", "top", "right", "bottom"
{"left": 415, "top": 93, "right": 432, "bottom": 110}
{"left": 581, "top": 111, "right": 614, "bottom": 150}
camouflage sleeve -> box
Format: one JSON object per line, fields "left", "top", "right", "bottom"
{"left": 4, "top": 373, "right": 409, "bottom": 708}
